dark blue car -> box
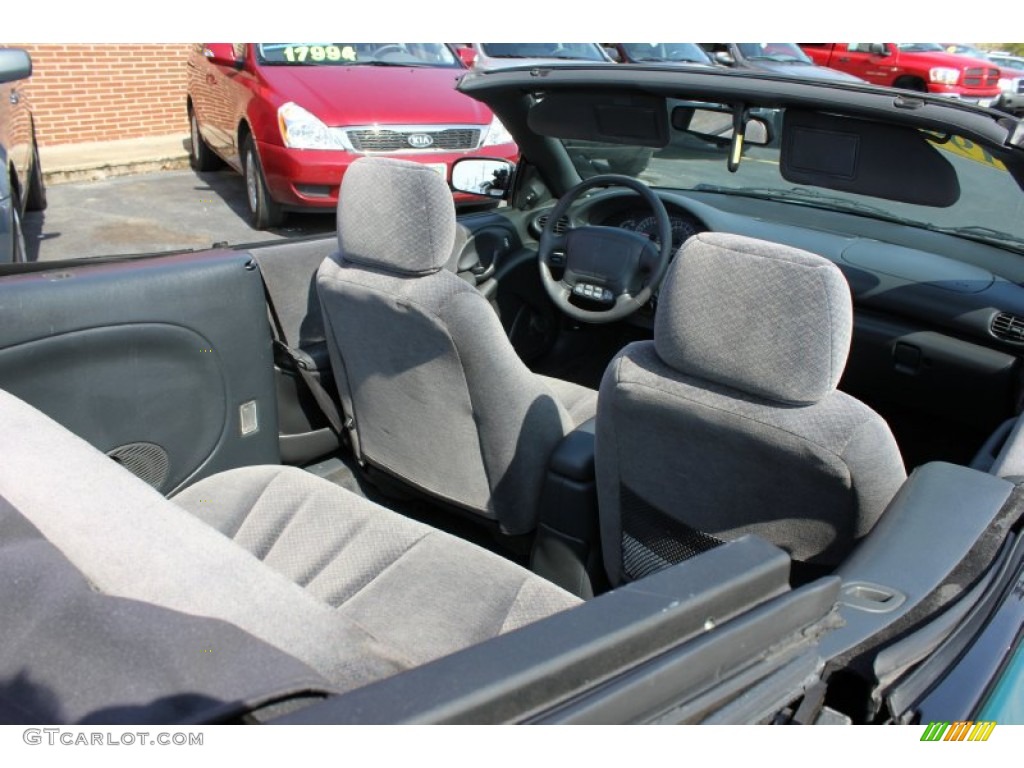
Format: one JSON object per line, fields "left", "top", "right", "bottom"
{"left": 0, "top": 47, "right": 45, "bottom": 264}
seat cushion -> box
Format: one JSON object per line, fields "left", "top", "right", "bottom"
{"left": 539, "top": 374, "right": 599, "bottom": 428}
{"left": 0, "top": 388, "right": 581, "bottom": 706}
{"left": 172, "top": 465, "right": 582, "bottom": 667}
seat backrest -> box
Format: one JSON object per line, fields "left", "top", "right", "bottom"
{"left": 317, "top": 157, "right": 574, "bottom": 534}
{"left": 0, "top": 388, "right": 408, "bottom": 696}
{"left": 596, "top": 233, "right": 906, "bottom": 584}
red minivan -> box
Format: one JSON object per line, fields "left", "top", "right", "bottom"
{"left": 186, "top": 43, "right": 518, "bottom": 229}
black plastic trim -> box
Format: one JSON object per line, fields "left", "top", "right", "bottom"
{"left": 273, "top": 536, "right": 797, "bottom": 724}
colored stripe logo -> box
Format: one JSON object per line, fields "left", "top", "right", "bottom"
{"left": 920, "top": 721, "right": 996, "bottom": 741}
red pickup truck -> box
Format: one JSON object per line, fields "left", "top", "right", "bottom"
{"left": 800, "top": 43, "right": 1001, "bottom": 105}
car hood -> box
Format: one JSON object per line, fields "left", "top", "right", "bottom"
{"left": 259, "top": 65, "right": 493, "bottom": 126}
{"left": 754, "top": 61, "right": 865, "bottom": 82}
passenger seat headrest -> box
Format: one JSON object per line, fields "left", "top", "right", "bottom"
{"left": 336, "top": 157, "right": 456, "bottom": 276}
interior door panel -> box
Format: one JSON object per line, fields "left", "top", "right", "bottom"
{"left": 0, "top": 250, "right": 279, "bottom": 493}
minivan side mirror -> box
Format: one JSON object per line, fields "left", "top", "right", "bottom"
{"left": 202, "top": 44, "right": 243, "bottom": 69}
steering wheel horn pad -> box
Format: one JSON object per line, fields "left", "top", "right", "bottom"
{"left": 538, "top": 175, "right": 673, "bottom": 324}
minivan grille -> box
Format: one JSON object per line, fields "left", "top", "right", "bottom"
{"left": 345, "top": 127, "right": 481, "bottom": 153}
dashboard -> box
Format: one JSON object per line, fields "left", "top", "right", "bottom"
{"left": 597, "top": 208, "right": 705, "bottom": 252}
{"left": 518, "top": 185, "right": 1024, "bottom": 465}
{"left": 527, "top": 186, "right": 1024, "bottom": 355}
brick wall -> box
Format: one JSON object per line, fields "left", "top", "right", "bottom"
{"left": 17, "top": 44, "right": 193, "bottom": 147}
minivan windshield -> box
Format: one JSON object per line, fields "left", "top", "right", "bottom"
{"left": 736, "top": 43, "right": 812, "bottom": 63}
{"left": 256, "top": 43, "right": 460, "bottom": 67}
{"left": 618, "top": 43, "right": 711, "bottom": 64}
{"left": 479, "top": 43, "right": 607, "bottom": 61}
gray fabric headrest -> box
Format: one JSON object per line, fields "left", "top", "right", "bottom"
{"left": 654, "top": 232, "right": 853, "bottom": 405}
{"left": 337, "top": 157, "right": 456, "bottom": 275}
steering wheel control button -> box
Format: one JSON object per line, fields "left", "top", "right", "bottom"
{"left": 572, "top": 283, "right": 615, "bottom": 304}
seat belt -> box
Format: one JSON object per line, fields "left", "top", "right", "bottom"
{"left": 255, "top": 266, "right": 345, "bottom": 438}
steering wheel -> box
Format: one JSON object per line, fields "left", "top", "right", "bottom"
{"left": 373, "top": 45, "right": 407, "bottom": 57}
{"left": 538, "top": 175, "right": 673, "bottom": 324}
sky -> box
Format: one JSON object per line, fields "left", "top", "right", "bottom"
{"left": 5, "top": 2, "right": 1014, "bottom": 45}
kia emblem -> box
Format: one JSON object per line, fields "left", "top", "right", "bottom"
{"left": 407, "top": 133, "right": 434, "bottom": 149}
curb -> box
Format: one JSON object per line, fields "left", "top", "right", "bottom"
{"left": 44, "top": 157, "right": 192, "bottom": 186}
{"left": 39, "top": 133, "right": 192, "bottom": 186}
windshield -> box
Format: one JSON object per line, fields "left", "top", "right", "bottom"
{"left": 479, "top": 43, "right": 606, "bottom": 61}
{"left": 618, "top": 43, "right": 710, "bottom": 64}
{"left": 944, "top": 44, "right": 989, "bottom": 58}
{"left": 991, "top": 55, "right": 1024, "bottom": 69}
{"left": 736, "top": 43, "right": 812, "bottom": 63}
{"left": 562, "top": 104, "right": 1024, "bottom": 252}
{"left": 255, "top": 43, "right": 459, "bottom": 67}
{"left": 897, "top": 43, "right": 946, "bottom": 53}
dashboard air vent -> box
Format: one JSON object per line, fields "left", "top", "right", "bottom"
{"left": 991, "top": 312, "right": 1024, "bottom": 342}
{"left": 534, "top": 214, "right": 569, "bottom": 236}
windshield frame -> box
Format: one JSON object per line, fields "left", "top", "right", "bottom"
{"left": 554, "top": 102, "right": 1024, "bottom": 253}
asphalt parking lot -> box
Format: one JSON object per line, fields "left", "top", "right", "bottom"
{"left": 22, "top": 169, "right": 337, "bottom": 263}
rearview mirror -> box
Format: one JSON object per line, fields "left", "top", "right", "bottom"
{"left": 671, "top": 107, "right": 772, "bottom": 146}
{"left": 451, "top": 158, "right": 515, "bottom": 198}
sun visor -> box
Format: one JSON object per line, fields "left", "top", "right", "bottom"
{"left": 528, "top": 93, "right": 669, "bottom": 148}
{"left": 781, "top": 111, "right": 960, "bottom": 207}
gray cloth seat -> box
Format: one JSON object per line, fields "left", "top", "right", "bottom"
{"left": 317, "top": 157, "right": 597, "bottom": 535}
{"left": 596, "top": 232, "right": 907, "bottom": 585}
{"left": 173, "top": 465, "right": 582, "bottom": 668}
{"left": 0, "top": 389, "right": 581, "bottom": 710}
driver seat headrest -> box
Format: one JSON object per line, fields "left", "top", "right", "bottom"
{"left": 654, "top": 232, "right": 853, "bottom": 405}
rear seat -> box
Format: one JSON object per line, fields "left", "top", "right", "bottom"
{"left": 0, "top": 389, "right": 581, "bottom": 723}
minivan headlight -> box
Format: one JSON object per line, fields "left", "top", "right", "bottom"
{"left": 482, "top": 116, "right": 515, "bottom": 147}
{"left": 278, "top": 102, "right": 350, "bottom": 150}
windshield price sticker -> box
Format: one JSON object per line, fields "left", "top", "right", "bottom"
{"left": 282, "top": 45, "right": 357, "bottom": 63}
{"left": 931, "top": 135, "right": 1007, "bottom": 172}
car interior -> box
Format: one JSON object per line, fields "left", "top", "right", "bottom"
{"left": 3, "top": 71, "right": 1024, "bottom": 724}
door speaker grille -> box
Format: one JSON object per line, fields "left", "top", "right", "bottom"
{"left": 106, "top": 442, "right": 170, "bottom": 490}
